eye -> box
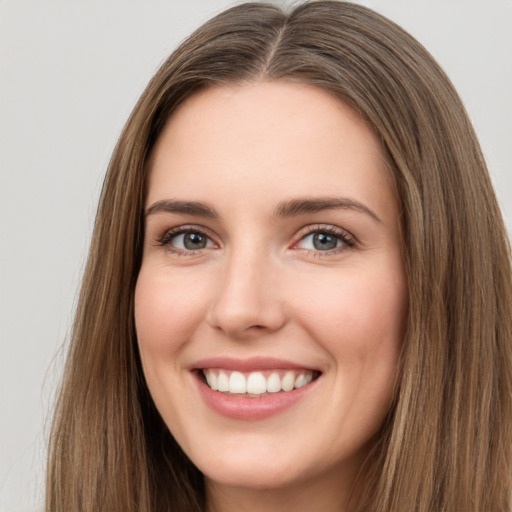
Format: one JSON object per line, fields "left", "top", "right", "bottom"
{"left": 158, "top": 227, "right": 216, "bottom": 252}
{"left": 294, "top": 226, "right": 354, "bottom": 253}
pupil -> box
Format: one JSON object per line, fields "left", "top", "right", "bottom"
{"left": 313, "top": 232, "right": 337, "bottom": 251}
{"left": 184, "top": 233, "right": 206, "bottom": 250}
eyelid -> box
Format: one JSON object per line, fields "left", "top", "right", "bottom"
{"left": 151, "top": 223, "right": 355, "bottom": 257}
{"left": 291, "top": 224, "right": 356, "bottom": 253}
{"left": 155, "top": 224, "right": 219, "bottom": 252}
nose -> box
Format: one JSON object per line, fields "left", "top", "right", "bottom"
{"left": 206, "top": 248, "right": 287, "bottom": 339}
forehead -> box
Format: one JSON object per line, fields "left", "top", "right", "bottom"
{"left": 152, "top": 81, "right": 380, "bottom": 158}
{"left": 147, "top": 81, "right": 395, "bottom": 217}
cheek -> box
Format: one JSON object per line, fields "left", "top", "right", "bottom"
{"left": 133, "top": 266, "right": 211, "bottom": 424}
{"left": 292, "top": 262, "right": 406, "bottom": 392}
{"left": 298, "top": 263, "right": 405, "bottom": 336}
{"left": 134, "top": 265, "right": 209, "bottom": 356}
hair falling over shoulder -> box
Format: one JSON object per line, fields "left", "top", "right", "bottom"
{"left": 45, "top": 2, "right": 512, "bottom": 511}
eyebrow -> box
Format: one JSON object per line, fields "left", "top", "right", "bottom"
{"left": 274, "top": 197, "right": 381, "bottom": 223}
{"left": 145, "top": 199, "right": 218, "bottom": 218}
{"left": 145, "top": 196, "right": 381, "bottom": 223}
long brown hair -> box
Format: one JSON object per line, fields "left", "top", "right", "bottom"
{"left": 46, "top": 2, "right": 512, "bottom": 511}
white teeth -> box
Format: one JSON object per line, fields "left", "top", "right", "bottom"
{"left": 247, "top": 372, "right": 267, "bottom": 394}
{"left": 281, "top": 371, "right": 295, "bottom": 392}
{"left": 203, "top": 368, "right": 316, "bottom": 396}
{"left": 229, "top": 371, "right": 246, "bottom": 393}
{"left": 206, "top": 371, "right": 218, "bottom": 390}
{"left": 294, "top": 372, "right": 312, "bottom": 389}
{"left": 217, "top": 371, "right": 229, "bottom": 392}
{"left": 266, "top": 372, "right": 281, "bottom": 393}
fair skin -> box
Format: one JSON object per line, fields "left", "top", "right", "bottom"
{"left": 135, "top": 81, "right": 407, "bottom": 512}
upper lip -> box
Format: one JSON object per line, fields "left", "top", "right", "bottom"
{"left": 191, "top": 357, "right": 320, "bottom": 372}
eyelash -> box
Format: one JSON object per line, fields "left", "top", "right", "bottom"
{"left": 155, "top": 224, "right": 355, "bottom": 257}
{"left": 294, "top": 225, "right": 355, "bottom": 256}
{"left": 156, "top": 225, "right": 216, "bottom": 256}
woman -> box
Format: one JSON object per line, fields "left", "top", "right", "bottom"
{"left": 45, "top": 2, "right": 512, "bottom": 511}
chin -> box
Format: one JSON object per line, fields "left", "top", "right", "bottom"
{"left": 201, "top": 459, "right": 310, "bottom": 492}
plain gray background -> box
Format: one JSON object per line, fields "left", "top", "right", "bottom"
{"left": 1, "top": 1, "right": 511, "bottom": 510}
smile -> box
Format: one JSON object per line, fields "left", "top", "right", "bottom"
{"left": 202, "top": 369, "right": 317, "bottom": 397}
{"left": 193, "top": 358, "right": 322, "bottom": 420}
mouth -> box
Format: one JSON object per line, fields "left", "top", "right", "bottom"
{"left": 200, "top": 368, "right": 321, "bottom": 397}
{"left": 191, "top": 357, "right": 322, "bottom": 420}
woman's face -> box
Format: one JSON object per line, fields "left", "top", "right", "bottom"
{"left": 135, "top": 82, "right": 407, "bottom": 495}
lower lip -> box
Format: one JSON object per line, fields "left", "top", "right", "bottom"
{"left": 194, "top": 372, "right": 318, "bottom": 420}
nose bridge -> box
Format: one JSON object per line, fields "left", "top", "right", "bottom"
{"left": 207, "top": 240, "right": 285, "bottom": 337}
